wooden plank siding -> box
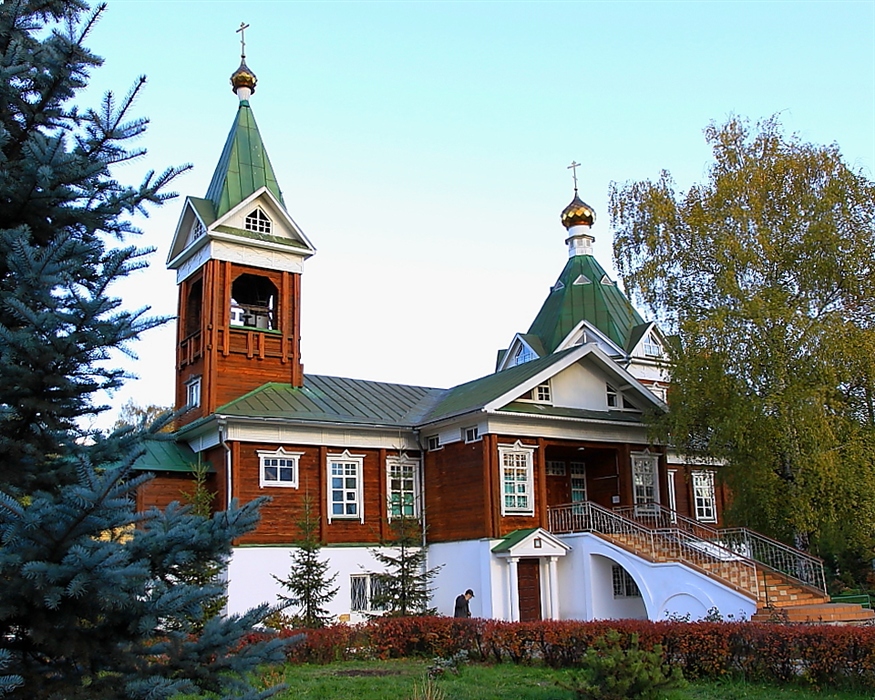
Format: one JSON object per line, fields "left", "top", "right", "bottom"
{"left": 494, "top": 435, "right": 541, "bottom": 538}
{"left": 175, "top": 260, "right": 304, "bottom": 427}
{"left": 424, "top": 439, "right": 489, "bottom": 543}
{"left": 227, "top": 442, "right": 421, "bottom": 546}
{"left": 136, "top": 472, "right": 220, "bottom": 513}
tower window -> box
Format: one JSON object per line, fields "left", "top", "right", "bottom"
{"left": 185, "top": 376, "right": 201, "bottom": 408}
{"left": 230, "top": 273, "right": 277, "bottom": 330}
{"left": 244, "top": 207, "right": 272, "bottom": 234}
{"left": 643, "top": 333, "right": 662, "bottom": 357}
{"left": 185, "top": 278, "right": 203, "bottom": 337}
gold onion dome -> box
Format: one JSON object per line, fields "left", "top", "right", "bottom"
{"left": 561, "top": 193, "right": 596, "bottom": 229}
{"left": 230, "top": 60, "right": 257, "bottom": 95}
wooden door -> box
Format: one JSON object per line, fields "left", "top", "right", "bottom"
{"left": 517, "top": 558, "right": 542, "bottom": 622}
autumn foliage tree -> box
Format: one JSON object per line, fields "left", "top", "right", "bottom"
{"left": 610, "top": 116, "right": 875, "bottom": 563}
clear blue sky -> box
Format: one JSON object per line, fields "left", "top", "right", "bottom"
{"left": 82, "top": 1, "right": 875, "bottom": 427}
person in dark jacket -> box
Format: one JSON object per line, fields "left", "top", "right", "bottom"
{"left": 454, "top": 589, "right": 474, "bottom": 617}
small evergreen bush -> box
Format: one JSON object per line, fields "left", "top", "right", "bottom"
{"left": 558, "top": 630, "right": 685, "bottom": 700}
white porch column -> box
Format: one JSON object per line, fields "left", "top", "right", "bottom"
{"left": 548, "top": 556, "right": 560, "bottom": 620}
{"left": 508, "top": 557, "right": 520, "bottom": 622}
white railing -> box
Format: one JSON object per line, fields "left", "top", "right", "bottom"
{"left": 548, "top": 501, "right": 759, "bottom": 600}
{"left": 613, "top": 504, "right": 827, "bottom": 594}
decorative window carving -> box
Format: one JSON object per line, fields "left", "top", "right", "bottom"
{"left": 244, "top": 207, "right": 272, "bottom": 234}
{"left": 258, "top": 447, "right": 303, "bottom": 488}
{"left": 387, "top": 456, "right": 419, "bottom": 518}
{"left": 328, "top": 451, "right": 364, "bottom": 522}
{"left": 498, "top": 441, "right": 536, "bottom": 516}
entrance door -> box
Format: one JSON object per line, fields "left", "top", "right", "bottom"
{"left": 517, "top": 558, "right": 542, "bottom": 621}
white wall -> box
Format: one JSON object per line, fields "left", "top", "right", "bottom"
{"left": 555, "top": 532, "right": 757, "bottom": 622}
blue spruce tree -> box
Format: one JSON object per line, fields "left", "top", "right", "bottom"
{"left": 0, "top": 2, "right": 290, "bottom": 697}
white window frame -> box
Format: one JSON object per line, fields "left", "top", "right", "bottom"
{"left": 692, "top": 470, "right": 718, "bottom": 523}
{"left": 244, "top": 206, "right": 272, "bottom": 234}
{"left": 185, "top": 376, "right": 201, "bottom": 408}
{"left": 570, "top": 461, "right": 587, "bottom": 503}
{"left": 606, "top": 383, "right": 618, "bottom": 408}
{"left": 643, "top": 332, "right": 662, "bottom": 358}
{"left": 546, "top": 460, "right": 566, "bottom": 476}
{"left": 350, "top": 573, "right": 387, "bottom": 613}
{"left": 498, "top": 441, "right": 536, "bottom": 516}
{"left": 387, "top": 456, "right": 420, "bottom": 519}
{"left": 327, "top": 450, "right": 365, "bottom": 523}
{"left": 426, "top": 435, "right": 441, "bottom": 451}
{"left": 509, "top": 342, "right": 536, "bottom": 368}
{"left": 667, "top": 469, "right": 678, "bottom": 523}
{"left": 463, "top": 426, "right": 480, "bottom": 443}
{"left": 535, "top": 382, "right": 552, "bottom": 403}
{"left": 631, "top": 450, "right": 660, "bottom": 512}
{"left": 258, "top": 447, "right": 303, "bottom": 489}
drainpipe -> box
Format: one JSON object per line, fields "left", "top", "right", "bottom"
{"left": 414, "top": 429, "right": 427, "bottom": 548}
{"left": 219, "top": 418, "right": 232, "bottom": 509}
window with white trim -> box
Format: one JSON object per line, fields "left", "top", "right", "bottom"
{"left": 509, "top": 343, "right": 536, "bottom": 368}
{"left": 426, "top": 435, "right": 441, "bottom": 451}
{"left": 643, "top": 332, "right": 662, "bottom": 358}
{"left": 570, "top": 462, "right": 587, "bottom": 503}
{"left": 632, "top": 451, "right": 659, "bottom": 509}
{"left": 258, "top": 447, "right": 303, "bottom": 488}
{"left": 185, "top": 376, "right": 201, "bottom": 408}
{"left": 350, "top": 574, "right": 387, "bottom": 612}
{"left": 692, "top": 470, "right": 717, "bottom": 523}
{"left": 606, "top": 384, "right": 618, "bottom": 408}
{"left": 328, "top": 451, "right": 364, "bottom": 522}
{"left": 536, "top": 382, "right": 551, "bottom": 403}
{"left": 612, "top": 565, "right": 641, "bottom": 598}
{"left": 244, "top": 207, "right": 272, "bottom": 234}
{"left": 546, "top": 460, "right": 566, "bottom": 476}
{"left": 463, "top": 426, "right": 480, "bottom": 443}
{"left": 498, "top": 442, "right": 535, "bottom": 516}
{"left": 387, "top": 457, "right": 419, "bottom": 518}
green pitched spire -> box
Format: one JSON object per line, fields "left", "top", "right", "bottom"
{"left": 204, "top": 100, "right": 285, "bottom": 218}
{"left": 527, "top": 254, "right": 646, "bottom": 354}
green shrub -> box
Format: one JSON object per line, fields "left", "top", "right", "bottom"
{"left": 558, "top": 631, "right": 685, "bottom": 700}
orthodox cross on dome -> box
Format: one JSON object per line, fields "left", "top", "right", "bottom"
{"left": 236, "top": 21, "right": 250, "bottom": 60}
{"left": 567, "top": 160, "right": 581, "bottom": 194}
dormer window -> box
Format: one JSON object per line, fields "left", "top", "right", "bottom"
{"left": 188, "top": 219, "right": 205, "bottom": 245}
{"left": 509, "top": 343, "right": 536, "bottom": 368}
{"left": 606, "top": 384, "right": 618, "bottom": 408}
{"left": 244, "top": 207, "right": 272, "bottom": 234}
{"left": 643, "top": 333, "right": 662, "bottom": 358}
{"left": 536, "top": 382, "right": 551, "bottom": 403}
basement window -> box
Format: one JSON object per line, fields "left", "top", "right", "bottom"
{"left": 612, "top": 565, "right": 641, "bottom": 598}
{"left": 244, "top": 207, "right": 272, "bottom": 234}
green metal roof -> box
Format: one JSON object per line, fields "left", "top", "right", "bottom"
{"left": 491, "top": 528, "right": 539, "bottom": 552}
{"left": 212, "top": 224, "right": 311, "bottom": 250}
{"left": 188, "top": 197, "right": 217, "bottom": 227}
{"left": 216, "top": 375, "right": 447, "bottom": 427}
{"left": 131, "top": 439, "right": 201, "bottom": 473}
{"left": 499, "top": 401, "right": 645, "bottom": 424}
{"left": 423, "top": 349, "right": 578, "bottom": 424}
{"left": 205, "top": 100, "right": 285, "bottom": 218}
{"left": 527, "top": 255, "right": 646, "bottom": 354}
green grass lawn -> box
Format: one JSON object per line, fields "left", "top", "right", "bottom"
{"left": 256, "top": 660, "right": 875, "bottom": 699}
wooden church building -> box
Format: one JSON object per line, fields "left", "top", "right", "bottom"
{"left": 136, "top": 53, "right": 847, "bottom": 625}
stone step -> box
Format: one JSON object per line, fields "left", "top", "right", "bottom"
{"left": 752, "top": 602, "right": 875, "bottom": 624}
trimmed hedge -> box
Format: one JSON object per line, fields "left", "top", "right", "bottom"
{"left": 264, "top": 617, "right": 875, "bottom": 689}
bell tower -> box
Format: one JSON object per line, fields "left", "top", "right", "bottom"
{"left": 167, "top": 36, "right": 315, "bottom": 426}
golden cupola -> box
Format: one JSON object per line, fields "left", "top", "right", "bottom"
{"left": 560, "top": 193, "right": 596, "bottom": 229}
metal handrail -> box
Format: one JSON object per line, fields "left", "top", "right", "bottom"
{"left": 548, "top": 502, "right": 759, "bottom": 600}
{"left": 614, "top": 503, "right": 826, "bottom": 594}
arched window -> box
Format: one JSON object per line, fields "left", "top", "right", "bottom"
{"left": 244, "top": 207, "right": 272, "bottom": 234}
{"left": 230, "top": 274, "right": 277, "bottom": 330}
